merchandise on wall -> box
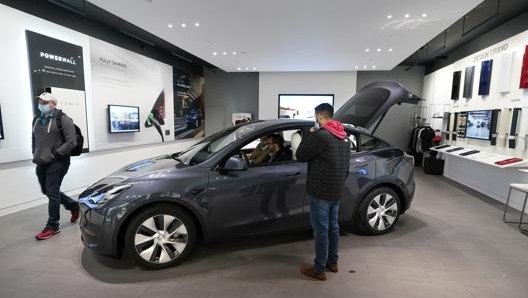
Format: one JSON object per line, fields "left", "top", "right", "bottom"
{"left": 520, "top": 45, "right": 528, "bottom": 89}
{"left": 496, "top": 51, "right": 513, "bottom": 93}
{"left": 478, "top": 59, "right": 493, "bottom": 95}
{"left": 508, "top": 108, "right": 521, "bottom": 148}
{"left": 456, "top": 112, "right": 467, "bottom": 138}
{"left": 0, "top": 104, "right": 4, "bottom": 140}
{"left": 463, "top": 66, "right": 475, "bottom": 98}
{"left": 490, "top": 109, "right": 500, "bottom": 146}
{"left": 173, "top": 68, "right": 205, "bottom": 139}
{"left": 451, "top": 71, "right": 461, "bottom": 100}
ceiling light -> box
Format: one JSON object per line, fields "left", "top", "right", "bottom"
{"left": 237, "top": 67, "right": 241, "bottom": 71}
{"left": 372, "top": 66, "right": 376, "bottom": 69}
{"left": 232, "top": 51, "right": 237, "bottom": 55}
{"left": 245, "top": 67, "right": 249, "bottom": 70}
{"left": 377, "top": 48, "right": 381, "bottom": 52}
{"left": 253, "top": 67, "right": 257, "bottom": 70}
{"left": 388, "top": 48, "right": 393, "bottom": 52}
{"left": 212, "top": 52, "right": 217, "bottom": 55}
{"left": 363, "top": 66, "right": 367, "bottom": 69}
{"left": 387, "top": 15, "right": 392, "bottom": 19}
{"left": 365, "top": 49, "right": 370, "bottom": 52}
{"left": 168, "top": 24, "right": 173, "bottom": 28}
{"left": 354, "top": 66, "right": 359, "bottom": 69}
{"left": 422, "top": 13, "right": 427, "bottom": 18}
{"left": 194, "top": 22, "right": 200, "bottom": 27}
{"left": 181, "top": 23, "right": 186, "bottom": 28}
{"left": 222, "top": 52, "right": 227, "bottom": 55}
{"left": 404, "top": 14, "right": 410, "bottom": 18}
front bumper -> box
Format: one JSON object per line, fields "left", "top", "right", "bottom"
{"left": 79, "top": 204, "right": 120, "bottom": 257}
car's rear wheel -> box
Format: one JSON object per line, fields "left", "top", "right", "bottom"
{"left": 124, "top": 204, "right": 196, "bottom": 269}
{"left": 357, "top": 187, "right": 401, "bottom": 235}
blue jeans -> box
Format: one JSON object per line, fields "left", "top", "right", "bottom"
{"left": 309, "top": 195, "right": 340, "bottom": 273}
{"left": 36, "top": 160, "right": 78, "bottom": 229}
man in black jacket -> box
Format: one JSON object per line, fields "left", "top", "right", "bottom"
{"left": 296, "top": 103, "right": 350, "bottom": 281}
{"left": 32, "top": 92, "right": 80, "bottom": 240}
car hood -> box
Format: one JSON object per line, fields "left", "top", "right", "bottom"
{"left": 107, "top": 154, "right": 182, "bottom": 181}
{"left": 333, "top": 81, "right": 422, "bottom": 134}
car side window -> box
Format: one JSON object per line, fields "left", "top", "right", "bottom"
{"left": 346, "top": 133, "right": 358, "bottom": 153}
{"left": 359, "top": 134, "right": 381, "bottom": 151}
{"left": 238, "top": 129, "right": 301, "bottom": 167}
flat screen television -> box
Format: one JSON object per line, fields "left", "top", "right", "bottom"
{"left": 465, "top": 110, "right": 493, "bottom": 140}
{"left": 107, "top": 104, "right": 140, "bottom": 133}
{"left": 278, "top": 94, "right": 334, "bottom": 120}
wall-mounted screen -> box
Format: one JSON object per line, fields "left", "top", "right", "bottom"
{"left": 278, "top": 94, "right": 334, "bottom": 120}
{"left": 0, "top": 104, "right": 4, "bottom": 140}
{"left": 451, "top": 71, "right": 461, "bottom": 100}
{"left": 465, "top": 110, "right": 492, "bottom": 140}
{"left": 108, "top": 104, "right": 140, "bottom": 133}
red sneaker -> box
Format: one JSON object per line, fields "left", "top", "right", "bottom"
{"left": 35, "top": 228, "right": 60, "bottom": 240}
{"left": 70, "top": 208, "right": 80, "bottom": 223}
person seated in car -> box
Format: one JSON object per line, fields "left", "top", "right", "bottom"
{"left": 250, "top": 136, "right": 271, "bottom": 164}
{"left": 266, "top": 134, "right": 292, "bottom": 163}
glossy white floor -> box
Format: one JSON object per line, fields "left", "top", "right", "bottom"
{"left": 1, "top": 170, "right": 527, "bottom": 298}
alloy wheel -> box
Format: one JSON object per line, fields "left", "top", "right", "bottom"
{"left": 366, "top": 193, "right": 398, "bottom": 231}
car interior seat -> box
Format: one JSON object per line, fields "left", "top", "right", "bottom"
{"left": 290, "top": 130, "right": 302, "bottom": 160}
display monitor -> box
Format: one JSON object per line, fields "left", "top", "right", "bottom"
{"left": 278, "top": 94, "right": 334, "bottom": 120}
{"left": 465, "top": 110, "right": 493, "bottom": 140}
{"left": 107, "top": 104, "right": 140, "bottom": 133}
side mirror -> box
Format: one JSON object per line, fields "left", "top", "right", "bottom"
{"left": 220, "top": 156, "right": 248, "bottom": 172}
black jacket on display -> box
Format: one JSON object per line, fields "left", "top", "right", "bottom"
{"left": 296, "top": 127, "right": 350, "bottom": 201}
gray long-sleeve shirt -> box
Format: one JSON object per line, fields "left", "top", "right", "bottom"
{"left": 32, "top": 109, "right": 77, "bottom": 165}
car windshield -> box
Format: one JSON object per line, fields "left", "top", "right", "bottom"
{"left": 176, "top": 121, "right": 265, "bottom": 165}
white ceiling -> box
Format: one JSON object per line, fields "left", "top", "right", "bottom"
{"left": 87, "top": 0, "right": 484, "bottom": 72}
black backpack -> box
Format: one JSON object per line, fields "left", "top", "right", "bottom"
{"left": 33, "top": 110, "right": 84, "bottom": 156}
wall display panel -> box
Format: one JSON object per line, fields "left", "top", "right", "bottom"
{"left": 478, "top": 59, "right": 493, "bottom": 95}
{"left": 451, "top": 71, "right": 462, "bottom": 100}
{"left": 278, "top": 94, "right": 334, "bottom": 120}
{"left": 0, "top": 104, "right": 4, "bottom": 140}
{"left": 173, "top": 68, "right": 205, "bottom": 140}
{"left": 490, "top": 109, "right": 500, "bottom": 145}
{"left": 509, "top": 108, "right": 521, "bottom": 148}
{"left": 520, "top": 45, "right": 528, "bottom": 89}
{"left": 465, "top": 110, "right": 493, "bottom": 140}
{"left": 456, "top": 112, "right": 467, "bottom": 138}
{"left": 89, "top": 37, "right": 173, "bottom": 150}
{"left": 496, "top": 51, "right": 513, "bottom": 92}
{"left": 25, "top": 31, "right": 85, "bottom": 112}
{"left": 463, "top": 66, "right": 475, "bottom": 98}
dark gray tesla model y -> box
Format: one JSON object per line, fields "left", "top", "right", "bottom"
{"left": 79, "top": 81, "right": 420, "bottom": 269}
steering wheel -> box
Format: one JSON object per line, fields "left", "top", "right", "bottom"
{"left": 238, "top": 151, "right": 250, "bottom": 165}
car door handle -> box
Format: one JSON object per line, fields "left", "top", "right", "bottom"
{"left": 190, "top": 188, "right": 206, "bottom": 195}
{"left": 285, "top": 172, "right": 301, "bottom": 177}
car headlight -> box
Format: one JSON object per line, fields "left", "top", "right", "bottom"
{"left": 79, "top": 184, "right": 132, "bottom": 209}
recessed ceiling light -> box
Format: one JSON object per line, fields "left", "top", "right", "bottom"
{"left": 387, "top": 15, "right": 392, "bottom": 19}
{"left": 237, "top": 67, "right": 241, "bottom": 71}
{"left": 372, "top": 66, "right": 376, "bottom": 69}
{"left": 388, "top": 48, "right": 393, "bottom": 52}
{"left": 377, "top": 48, "right": 381, "bottom": 52}
{"left": 245, "top": 67, "right": 249, "bottom": 70}
{"left": 363, "top": 66, "right": 368, "bottom": 69}
{"left": 404, "top": 14, "right": 410, "bottom": 18}
{"left": 222, "top": 52, "right": 227, "bottom": 55}
{"left": 232, "top": 51, "right": 237, "bottom": 55}
{"left": 422, "top": 13, "right": 427, "bottom": 18}
{"left": 181, "top": 23, "right": 187, "bottom": 28}
{"left": 354, "top": 66, "right": 359, "bottom": 69}
{"left": 253, "top": 67, "right": 257, "bottom": 70}
{"left": 168, "top": 24, "right": 173, "bottom": 28}
{"left": 365, "top": 49, "right": 370, "bottom": 52}
{"left": 212, "top": 52, "right": 217, "bottom": 55}
{"left": 194, "top": 22, "right": 200, "bottom": 27}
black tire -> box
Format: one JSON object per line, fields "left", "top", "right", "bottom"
{"left": 124, "top": 204, "right": 197, "bottom": 269}
{"left": 357, "top": 187, "right": 401, "bottom": 235}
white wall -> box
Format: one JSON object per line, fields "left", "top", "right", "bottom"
{"left": 258, "top": 72, "right": 357, "bottom": 120}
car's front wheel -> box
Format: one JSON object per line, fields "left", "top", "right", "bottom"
{"left": 357, "top": 187, "right": 401, "bottom": 235}
{"left": 124, "top": 204, "right": 196, "bottom": 269}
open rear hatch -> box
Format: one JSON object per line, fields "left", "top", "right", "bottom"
{"left": 333, "top": 81, "right": 422, "bottom": 134}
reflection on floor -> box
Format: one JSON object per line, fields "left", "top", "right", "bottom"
{"left": 0, "top": 170, "right": 528, "bottom": 298}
